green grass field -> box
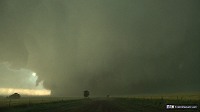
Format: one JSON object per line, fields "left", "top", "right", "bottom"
{"left": 0, "top": 95, "right": 199, "bottom": 112}
{"left": 0, "top": 97, "right": 80, "bottom": 108}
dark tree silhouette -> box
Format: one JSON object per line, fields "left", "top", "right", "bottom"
{"left": 107, "top": 95, "right": 110, "bottom": 98}
{"left": 8, "top": 93, "right": 21, "bottom": 99}
{"left": 83, "top": 90, "right": 89, "bottom": 98}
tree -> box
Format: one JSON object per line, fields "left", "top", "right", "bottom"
{"left": 83, "top": 90, "right": 89, "bottom": 98}
{"left": 8, "top": 93, "right": 21, "bottom": 99}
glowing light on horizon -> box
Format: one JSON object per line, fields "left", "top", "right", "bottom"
{"left": 0, "top": 88, "right": 51, "bottom": 96}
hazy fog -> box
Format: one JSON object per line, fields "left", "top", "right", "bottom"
{"left": 0, "top": 0, "right": 199, "bottom": 96}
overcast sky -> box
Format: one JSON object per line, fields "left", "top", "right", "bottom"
{"left": 0, "top": 0, "right": 199, "bottom": 96}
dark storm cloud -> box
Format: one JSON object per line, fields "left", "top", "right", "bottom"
{"left": 0, "top": 0, "right": 199, "bottom": 96}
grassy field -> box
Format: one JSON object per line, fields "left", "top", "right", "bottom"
{"left": 0, "top": 96, "right": 80, "bottom": 108}
{"left": 0, "top": 95, "right": 199, "bottom": 112}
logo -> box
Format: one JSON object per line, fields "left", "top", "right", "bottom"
{"left": 166, "top": 105, "right": 174, "bottom": 109}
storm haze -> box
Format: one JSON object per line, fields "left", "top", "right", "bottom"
{"left": 0, "top": 0, "right": 200, "bottom": 96}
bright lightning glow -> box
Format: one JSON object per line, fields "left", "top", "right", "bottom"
{"left": 32, "top": 72, "right": 36, "bottom": 77}
{"left": 0, "top": 63, "right": 51, "bottom": 96}
{"left": 0, "top": 88, "right": 51, "bottom": 96}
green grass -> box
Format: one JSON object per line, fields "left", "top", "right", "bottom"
{"left": 0, "top": 97, "right": 81, "bottom": 108}
{"left": 0, "top": 96, "right": 199, "bottom": 112}
{"left": 0, "top": 99, "right": 83, "bottom": 112}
